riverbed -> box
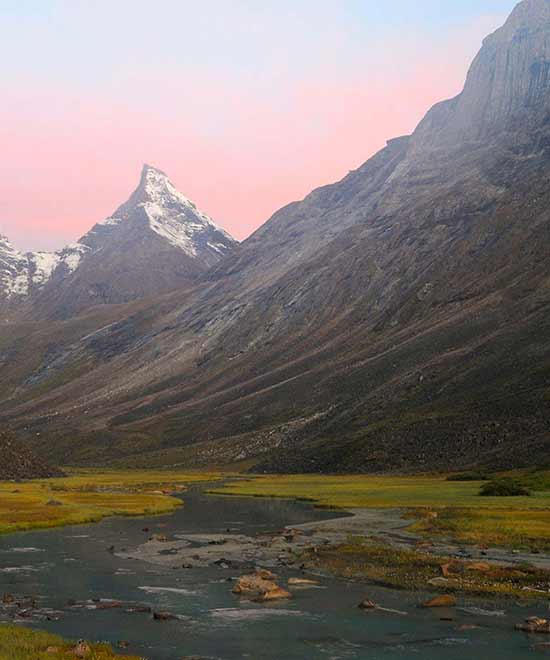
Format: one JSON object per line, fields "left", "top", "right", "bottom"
{"left": 0, "top": 486, "right": 546, "bottom": 659}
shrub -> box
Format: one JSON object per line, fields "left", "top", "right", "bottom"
{"left": 447, "top": 471, "right": 489, "bottom": 482}
{"left": 479, "top": 478, "right": 531, "bottom": 497}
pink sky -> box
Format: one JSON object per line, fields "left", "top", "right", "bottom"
{"left": 0, "top": 7, "right": 508, "bottom": 252}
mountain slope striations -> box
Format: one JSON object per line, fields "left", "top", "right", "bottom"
{"left": 0, "top": 0, "right": 549, "bottom": 472}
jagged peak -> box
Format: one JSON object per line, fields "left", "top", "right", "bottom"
{"left": 411, "top": 0, "right": 550, "bottom": 148}
{"left": 0, "top": 234, "right": 24, "bottom": 259}
{"left": 502, "top": 0, "right": 550, "bottom": 32}
{"left": 90, "top": 165, "right": 237, "bottom": 256}
{"left": 139, "top": 163, "right": 176, "bottom": 196}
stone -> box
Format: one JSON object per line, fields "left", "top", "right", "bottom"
{"left": 73, "top": 640, "right": 92, "bottom": 657}
{"left": 516, "top": 617, "right": 550, "bottom": 633}
{"left": 358, "top": 599, "right": 378, "bottom": 610}
{"left": 233, "top": 573, "right": 291, "bottom": 600}
{"left": 259, "top": 586, "right": 293, "bottom": 601}
{"left": 256, "top": 568, "right": 277, "bottom": 580}
{"left": 466, "top": 562, "right": 491, "bottom": 573}
{"left": 440, "top": 561, "right": 463, "bottom": 577}
{"left": 153, "top": 610, "right": 178, "bottom": 621}
{"left": 125, "top": 605, "right": 152, "bottom": 614}
{"left": 96, "top": 600, "right": 123, "bottom": 610}
{"left": 288, "top": 577, "right": 319, "bottom": 586}
{"left": 422, "top": 595, "right": 457, "bottom": 608}
{"left": 428, "top": 577, "right": 450, "bottom": 587}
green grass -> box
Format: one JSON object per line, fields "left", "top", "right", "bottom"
{"left": 0, "top": 624, "right": 141, "bottom": 660}
{"left": 210, "top": 474, "right": 550, "bottom": 549}
{"left": 0, "top": 469, "right": 223, "bottom": 534}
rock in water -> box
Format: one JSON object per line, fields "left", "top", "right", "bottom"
{"left": 232, "top": 573, "right": 292, "bottom": 601}
{"left": 288, "top": 577, "right": 320, "bottom": 586}
{"left": 358, "top": 599, "right": 378, "bottom": 610}
{"left": 422, "top": 595, "right": 457, "bottom": 608}
{"left": 516, "top": 617, "right": 550, "bottom": 633}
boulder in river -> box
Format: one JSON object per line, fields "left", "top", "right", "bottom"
{"left": 516, "top": 617, "right": 550, "bottom": 633}
{"left": 261, "top": 586, "right": 293, "bottom": 601}
{"left": 153, "top": 610, "right": 178, "bottom": 621}
{"left": 358, "top": 599, "right": 378, "bottom": 610}
{"left": 232, "top": 573, "right": 291, "bottom": 601}
{"left": 422, "top": 595, "right": 457, "bottom": 608}
{"left": 288, "top": 577, "right": 319, "bottom": 586}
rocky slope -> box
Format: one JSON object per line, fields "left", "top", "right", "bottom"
{"left": 0, "top": 165, "right": 237, "bottom": 320}
{"left": 0, "top": 433, "right": 63, "bottom": 479}
{"left": 0, "top": 0, "right": 549, "bottom": 472}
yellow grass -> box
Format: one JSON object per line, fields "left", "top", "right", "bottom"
{"left": 210, "top": 474, "right": 550, "bottom": 549}
{"left": 0, "top": 624, "right": 141, "bottom": 660}
{"left": 0, "top": 469, "right": 223, "bottom": 534}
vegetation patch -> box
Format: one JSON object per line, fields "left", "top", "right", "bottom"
{"left": 446, "top": 471, "right": 489, "bottom": 482}
{"left": 480, "top": 478, "right": 531, "bottom": 497}
{"left": 210, "top": 473, "right": 550, "bottom": 549}
{"left": 303, "top": 540, "right": 550, "bottom": 599}
{"left": 0, "top": 469, "right": 223, "bottom": 534}
{"left": 0, "top": 624, "right": 141, "bottom": 660}
{"left": 413, "top": 507, "right": 550, "bottom": 551}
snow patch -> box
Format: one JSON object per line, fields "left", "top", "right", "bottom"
{"left": 30, "top": 252, "right": 61, "bottom": 285}
{"left": 139, "top": 166, "right": 236, "bottom": 256}
{"left": 0, "top": 236, "right": 92, "bottom": 299}
{"left": 58, "top": 243, "right": 90, "bottom": 273}
{"left": 99, "top": 216, "right": 123, "bottom": 227}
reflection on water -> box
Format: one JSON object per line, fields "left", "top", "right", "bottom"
{"left": 0, "top": 487, "right": 540, "bottom": 660}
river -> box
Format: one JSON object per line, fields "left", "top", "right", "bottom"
{"left": 0, "top": 486, "right": 543, "bottom": 659}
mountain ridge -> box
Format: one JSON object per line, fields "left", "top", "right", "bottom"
{"left": 0, "top": 165, "right": 237, "bottom": 320}
{"left": 0, "top": 0, "right": 549, "bottom": 473}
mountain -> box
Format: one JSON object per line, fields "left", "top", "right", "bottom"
{"left": 0, "top": 0, "right": 549, "bottom": 473}
{"left": 0, "top": 165, "right": 237, "bottom": 320}
{"left": 0, "top": 433, "right": 63, "bottom": 479}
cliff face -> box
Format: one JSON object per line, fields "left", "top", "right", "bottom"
{"left": 413, "top": 0, "right": 550, "bottom": 149}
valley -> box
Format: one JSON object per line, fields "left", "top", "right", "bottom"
{"left": 2, "top": 1, "right": 550, "bottom": 658}
{"left": 2, "top": 1, "right": 550, "bottom": 473}
{"left": 1, "top": 468, "right": 550, "bottom": 658}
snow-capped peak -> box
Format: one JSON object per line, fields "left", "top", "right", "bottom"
{"left": 94, "top": 164, "right": 237, "bottom": 258}
{"left": 0, "top": 164, "right": 238, "bottom": 306}
{"left": 0, "top": 234, "right": 91, "bottom": 301}
{"left": 0, "top": 235, "right": 29, "bottom": 299}
{"left": 0, "top": 234, "right": 24, "bottom": 261}
{"left": 138, "top": 164, "right": 222, "bottom": 230}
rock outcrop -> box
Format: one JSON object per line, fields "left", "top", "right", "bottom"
{"left": 0, "top": 433, "right": 63, "bottom": 480}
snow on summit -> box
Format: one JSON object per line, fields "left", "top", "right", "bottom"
{"left": 97, "top": 164, "right": 237, "bottom": 258}
{"left": 0, "top": 164, "right": 237, "bottom": 306}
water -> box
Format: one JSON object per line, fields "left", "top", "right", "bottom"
{"left": 0, "top": 487, "right": 545, "bottom": 659}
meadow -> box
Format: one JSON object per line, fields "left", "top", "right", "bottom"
{"left": 0, "top": 624, "right": 140, "bottom": 660}
{"left": 0, "top": 469, "right": 222, "bottom": 534}
{"left": 210, "top": 472, "right": 550, "bottom": 550}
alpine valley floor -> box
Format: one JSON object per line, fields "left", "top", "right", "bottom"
{"left": 1, "top": 470, "right": 550, "bottom": 659}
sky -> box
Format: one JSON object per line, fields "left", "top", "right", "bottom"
{"left": 1, "top": 0, "right": 518, "bottom": 252}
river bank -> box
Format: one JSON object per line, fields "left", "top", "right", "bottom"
{"left": 1, "top": 485, "right": 549, "bottom": 659}
{"left": 116, "top": 505, "right": 550, "bottom": 600}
